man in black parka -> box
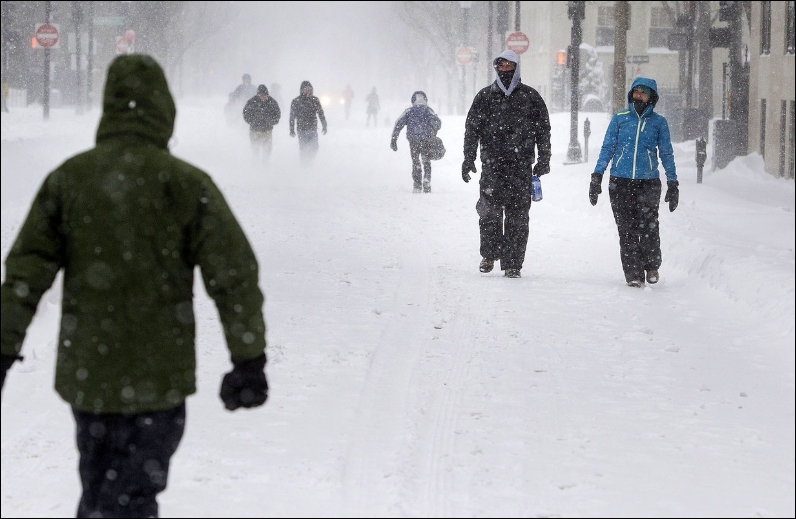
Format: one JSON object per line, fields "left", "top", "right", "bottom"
{"left": 243, "top": 84, "right": 281, "bottom": 165}
{"left": 289, "top": 80, "right": 327, "bottom": 166}
{"left": 462, "top": 49, "right": 552, "bottom": 278}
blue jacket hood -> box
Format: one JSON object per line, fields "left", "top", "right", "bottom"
{"left": 493, "top": 49, "right": 521, "bottom": 96}
{"left": 627, "top": 77, "right": 659, "bottom": 107}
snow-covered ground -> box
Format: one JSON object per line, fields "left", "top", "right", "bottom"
{"left": 2, "top": 96, "right": 794, "bottom": 518}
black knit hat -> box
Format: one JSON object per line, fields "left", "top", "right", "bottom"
{"left": 257, "top": 84, "right": 268, "bottom": 95}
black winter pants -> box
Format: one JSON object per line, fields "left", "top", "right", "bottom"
{"left": 297, "top": 129, "right": 319, "bottom": 166}
{"left": 73, "top": 403, "right": 186, "bottom": 518}
{"left": 477, "top": 170, "right": 533, "bottom": 271}
{"left": 408, "top": 139, "right": 432, "bottom": 188}
{"left": 608, "top": 176, "right": 662, "bottom": 283}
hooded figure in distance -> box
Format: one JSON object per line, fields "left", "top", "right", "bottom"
{"left": 289, "top": 80, "right": 327, "bottom": 166}
{"left": 390, "top": 90, "right": 442, "bottom": 193}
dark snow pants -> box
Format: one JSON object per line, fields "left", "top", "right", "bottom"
{"left": 608, "top": 176, "right": 663, "bottom": 283}
{"left": 408, "top": 138, "right": 432, "bottom": 188}
{"left": 297, "top": 129, "right": 319, "bottom": 166}
{"left": 477, "top": 167, "right": 533, "bottom": 271}
{"left": 73, "top": 403, "right": 186, "bottom": 518}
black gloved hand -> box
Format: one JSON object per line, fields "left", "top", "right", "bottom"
{"left": 1, "top": 354, "right": 21, "bottom": 392}
{"left": 462, "top": 161, "right": 477, "bottom": 183}
{"left": 664, "top": 180, "right": 679, "bottom": 212}
{"left": 533, "top": 162, "right": 550, "bottom": 177}
{"left": 589, "top": 173, "right": 602, "bottom": 206}
{"left": 390, "top": 139, "right": 398, "bottom": 152}
{"left": 322, "top": 127, "right": 327, "bottom": 135}
{"left": 289, "top": 129, "right": 296, "bottom": 138}
{"left": 220, "top": 353, "right": 268, "bottom": 411}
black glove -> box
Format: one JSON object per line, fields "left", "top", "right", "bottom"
{"left": 289, "top": 129, "right": 296, "bottom": 138}
{"left": 589, "top": 173, "right": 602, "bottom": 206}
{"left": 533, "top": 162, "right": 550, "bottom": 177}
{"left": 220, "top": 353, "right": 268, "bottom": 411}
{"left": 390, "top": 138, "right": 398, "bottom": 151}
{"left": 322, "top": 127, "right": 327, "bottom": 135}
{"left": 664, "top": 180, "right": 679, "bottom": 212}
{"left": 1, "top": 354, "right": 21, "bottom": 392}
{"left": 462, "top": 161, "right": 476, "bottom": 183}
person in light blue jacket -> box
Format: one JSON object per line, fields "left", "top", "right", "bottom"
{"left": 588, "top": 77, "right": 679, "bottom": 287}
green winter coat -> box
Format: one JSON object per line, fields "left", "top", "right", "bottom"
{"left": 0, "top": 54, "right": 266, "bottom": 414}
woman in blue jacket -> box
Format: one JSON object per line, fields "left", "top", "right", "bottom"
{"left": 589, "top": 77, "right": 679, "bottom": 287}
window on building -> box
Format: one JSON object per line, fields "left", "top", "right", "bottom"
{"left": 649, "top": 7, "right": 674, "bottom": 48}
{"left": 787, "top": 1, "right": 795, "bottom": 54}
{"left": 761, "top": 1, "right": 772, "bottom": 55}
{"left": 789, "top": 101, "right": 795, "bottom": 179}
{"left": 596, "top": 5, "right": 615, "bottom": 46}
{"left": 780, "top": 101, "right": 788, "bottom": 177}
{"left": 760, "top": 99, "right": 767, "bottom": 158}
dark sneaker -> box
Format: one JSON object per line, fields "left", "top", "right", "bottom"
{"left": 412, "top": 186, "right": 422, "bottom": 193}
{"left": 505, "top": 268, "right": 521, "bottom": 278}
{"left": 479, "top": 258, "right": 495, "bottom": 273}
{"left": 423, "top": 182, "right": 431, "bottom": 193}
{"left": 627, "top": 279, "right": 644, "bottom": 288}
{"left": 646, "top": 270, "right": 659, "bottom": 284}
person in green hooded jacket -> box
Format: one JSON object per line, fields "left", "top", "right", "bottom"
{"left": 0, "top": 54, "right": 269, "bottom": 518}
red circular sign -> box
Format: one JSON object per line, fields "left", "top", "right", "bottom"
{"left": 456, "top": 47, "right": 472, "bottom": 65}
{"left": 35, "top": 23, "right": 59, "bottom": 48}
{"left": 506, "top": 31, "right": 529, "bottom": 55}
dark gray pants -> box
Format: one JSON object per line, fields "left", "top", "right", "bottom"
{"left": 408, "top": 138, "right": 432, "bottom": 188}
{"left": 477, "top": 169, "right": 533, "bottom": 271}
{"left": 608, "top": 176, "right": 663, "bottom": 283}
{"left": 73, "top": 403, "right": 186, "bottom": 518}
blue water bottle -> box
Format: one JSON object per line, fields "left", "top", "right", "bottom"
{"left": 532, "top": 175, "right": 543, "bottom": 202}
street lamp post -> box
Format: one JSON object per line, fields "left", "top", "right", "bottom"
{"left": 565, "top": 1, "right": 584, "bottom": 164}
{"left": 460, "top": 1, "right": 472, "bottom": 115}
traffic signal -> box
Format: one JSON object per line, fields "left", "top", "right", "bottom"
{"left": 557, "top": 50, "right": 567, "bottom": 66}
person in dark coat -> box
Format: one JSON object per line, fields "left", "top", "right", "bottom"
{"left": 589, "top": 76, "right": 678, "bottom": 287}
{"left": 0, "top": 54, "right": 268, "bottom": 518}
{"left": 243, "top": 84, "right": 281, "bottom": 164}
{"left": 289, "top": 80, "right": 327, "bottom": 166}
{"left": 225, "top": 73, "right": 257, "bottom": 127}
{"left": 365, "top": 87, "right": 380, "bottom": 127}
{"left": 462, "top": 49, "right": 552, "bottom": 279}
{"left": 390, "top": 91, "right": 442, "bottom": 193}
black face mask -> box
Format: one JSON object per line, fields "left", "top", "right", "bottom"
{"left": 633, "top": 99, "right": 648, "bottom": 115}
{"left": 497, "top": 70, "right": 514, "bottom": 87}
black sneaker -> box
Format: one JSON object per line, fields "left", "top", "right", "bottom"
{"left": 479, "top": 258, "right": 495, "bottom": 273}
{"left": 646, "top": 270, "right": 659, "bottom": 284}
{"left": 505, "top": 268, "right": 521, "bottom": 278}
{"left": 423, "top": 181, "right": 431, "bottom": 193}
{"left": 412, "top": 185, "right": 422, "bottom": 194}
{"left": 626, "top": 279, "right": 644, "bottom": 288}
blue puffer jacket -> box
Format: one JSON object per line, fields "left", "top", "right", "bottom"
{"left": 593, "top": 77, "right": 677, "bottom": 181}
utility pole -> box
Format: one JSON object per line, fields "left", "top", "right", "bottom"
{"left": 43, "top": 0, "right": 51, "bottom": 121}
{"left": 612, "top": 2, "right": 629, "bottom": 113}
{"left": 565, "top": 1, "right": 584, "bottom": 164}
{"left": 460, "top": 1, "right": 472, "bottom": 116}
{"left": 514, "top": 0, "right": 520, "bottom": 31}
{"left": 487, "top": 1, "right": 493, "bottom": 82}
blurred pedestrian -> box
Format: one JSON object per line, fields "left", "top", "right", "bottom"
{"left": 390, "top": 91, "right": 442, "bottom": 193}
{"left": 225, "top": 73, "right": 257, "bottom": 126}
{"left": 289, "top": 80, "right": 328, "bottom": 167}
{"left": 589, "top": 76, "right": 678, "bottom": 287}
{"left": 342, "top": 84, "right": 354, "bottom": 120}
{"left": 0, "top": 54, "right": 269, "bottom": 518}
{"left": 365, "top": 87, "right": 380, "bottom": 127}
{"left": 462, "top": 49, "right": 551, "bottom": 279}
{"left": 243, "top": 84, "right": 281, "bottom": 165}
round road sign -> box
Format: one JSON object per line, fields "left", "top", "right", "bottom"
{"left": 35, "top": 23, "right": 59, "bottom": 48}
{"left": 456, "top": 46, "right": 472, "bottom": 65}
{"left": 506, "top": 31, "right": 529, "bottom": 54}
